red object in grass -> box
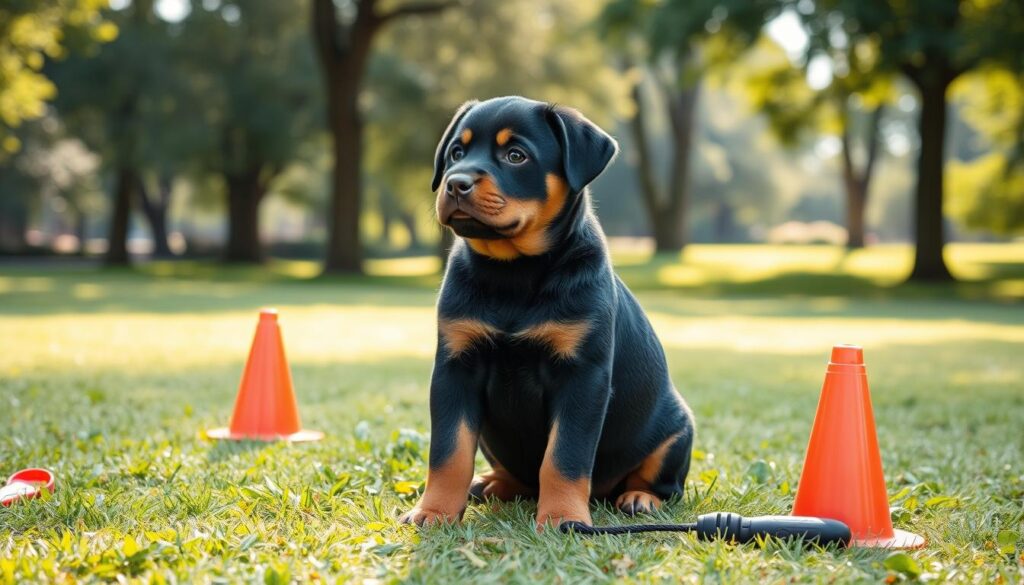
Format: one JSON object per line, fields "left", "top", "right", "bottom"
{"left": 0, "top": 468, "right": 55, "bottom": 507}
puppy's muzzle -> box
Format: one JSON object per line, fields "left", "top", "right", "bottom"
{"left": 438, "top": 173, "right": 515, "bottom": 240}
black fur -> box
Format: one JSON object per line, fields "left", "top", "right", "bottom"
{"left": 426, "top": 96, "right": 694, "bottom": 513}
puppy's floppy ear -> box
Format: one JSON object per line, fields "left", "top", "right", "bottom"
{"left": 545, "top": 105, "right": 619, "bottom": 193}
{"left": 432, "top": 100, "right": 479, "bottom": 191}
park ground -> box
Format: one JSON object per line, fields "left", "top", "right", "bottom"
{"left": 1, "top": 244, "right": 1022, "bottom": 583}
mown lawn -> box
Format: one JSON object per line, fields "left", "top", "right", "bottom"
{"left": 1, "top": 244, "right": 1022, "bottom": 583}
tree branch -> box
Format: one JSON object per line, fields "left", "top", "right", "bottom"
{"left": 626, "top": 71, "right": 666, "bottom": 221}
{"left": 861, "top": 105, "right": 885, "bottom": 193}
{"left": 378, "top": 0, "right": 458, "bottom": 25}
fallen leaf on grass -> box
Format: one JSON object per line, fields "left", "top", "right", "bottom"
{"left": 883, "top": 552, "right": 922, "bottom": 578}
{"left": 458, "top": 545, "right": 487, "bottom": 568}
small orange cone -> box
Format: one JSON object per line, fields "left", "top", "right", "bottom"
{"left": 206, "top": 309, "right": 323, "bottom": 442}
{"left": 792, "top": 344, "right": 924, "bottom": 549}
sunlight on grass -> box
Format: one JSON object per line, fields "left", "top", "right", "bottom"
{"left": 1, "top": 305, "right": 438, "bottom": 373}
{"left": 648, "top": 306, "right": 1024, "bottom": 355}
{"left": 366, "top": 256, "right": 442, "bottom": 277}
{"left": 641, "top": 243, "right": 1023, "bottom": 288}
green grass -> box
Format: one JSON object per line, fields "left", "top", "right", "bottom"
{"left": 1, "top": 244, "right": 1022, "bottom": 583}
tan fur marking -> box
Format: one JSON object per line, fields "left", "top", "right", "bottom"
{"left": 472, "top": 465, "right": 536, "bottom": 502}
{"left": 439, "top": 318, "right": 499, "bottom": 358}
{"left": 631, "top": 432, "right": 681, "bottom": 487}
{"left": 614, "top": 432, "right": 683, "bottom": 513}
{"left": 460, "top": 128, "right": 473, "bottom": 144}
{"left": 402, "top": 421, "right": 477, "bottom": 525}
{"left": 496, "top": 128, "right": 513, "bottom": 146}
{"left": 514, "top": 320, "right": 591, "bottom": 360}
{"left": 471, "top": 176, "right": 507, "bottom": 216}
{"left": 464, "top": 173, "right": 569, "bottom": 261}
{"left": 536, "top": 421, "right": 592, "bottom": 528}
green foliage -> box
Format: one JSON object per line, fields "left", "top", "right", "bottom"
{"left": 176, "top": 1, "right": 322, "bottom": 180}
{"left": 948, "top": 153, "right": 1024, "bottom": 236}
{"left": 948, "top": 69, "right": 1024, "bottom": 235}
{"left": 0, "top": 0, "right": 115, "bottom": 158}
{"left": 47, "top": 0, "right": 216, "bottom": 180}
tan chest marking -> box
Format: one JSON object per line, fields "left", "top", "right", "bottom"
{"left": 439, "top": 318, "right": 499, "bottom": 358}
{"left": 513, "top": 319, "right": 591, "bottom": 360}
{"left": 439, "top": 318, "right": 591, "bottom": 360}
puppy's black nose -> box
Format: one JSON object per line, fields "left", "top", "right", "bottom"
{"left": 445, "top": 174, "right": 475, "bottom": 198}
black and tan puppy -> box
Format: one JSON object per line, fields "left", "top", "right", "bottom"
{"left": 400, "top": 96, "right": 694, "bottom": 529}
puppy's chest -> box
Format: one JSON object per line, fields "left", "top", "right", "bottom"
{"left": 437, "top": 316, "right": 590, "bottom": 363}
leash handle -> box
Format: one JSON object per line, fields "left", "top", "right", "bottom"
{"left": 561, "top": 513, "right": 851, "bottom": 547}
{"left": 695, "top": 513, "right": 851, "bottom": 547}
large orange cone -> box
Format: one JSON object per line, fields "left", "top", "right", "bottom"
{"left": 792, "top": 345, "right": 924, "bottom": 549}
{"left": 206, "top": 309, "right": 323, "bottom": 442}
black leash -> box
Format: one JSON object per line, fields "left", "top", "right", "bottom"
{"left": 561, "top": 512, "right": 851, "bottom": 547}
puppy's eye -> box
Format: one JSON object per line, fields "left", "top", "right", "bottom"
{"left": 505, "top": 148, "right": 527, "bottom": 164}
{"left": 450, "top": 145, "right": 465, "bottom": 162}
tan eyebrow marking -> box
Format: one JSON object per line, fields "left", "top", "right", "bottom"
{"left": 513, "top": 320, "right": 591, "bottom": 360}
{"left": 460, "top": 129, "right": 473, "bottom": 144}
{"left": 439, "top": 318, "right": 499, "bottom": 358}
{"left": 496, "top": 128, "right": 513, "bottom": 146}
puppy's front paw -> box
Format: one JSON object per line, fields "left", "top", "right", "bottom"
{"left": 615, "top": 490, "right": 662, "bottom": 516}
{"left": 399, "top": 504, "right": 463, "bottom": 526}
{"left": 535, "top": 506, "right": 592, "bottom": 531}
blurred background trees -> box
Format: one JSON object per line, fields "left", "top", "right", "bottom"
{"left": 0, "top": 0, "right": 1021, "bottom": 281}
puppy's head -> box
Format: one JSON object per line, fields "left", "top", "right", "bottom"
{"left": 433, "top": 96, "right": 618, "bottom": 259}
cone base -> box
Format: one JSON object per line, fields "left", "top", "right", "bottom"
{"left": 853, "top": 528, "right": 926, "bottom": 549}
{"left": 205, "top": 427, "right": 324, "bottom": 442}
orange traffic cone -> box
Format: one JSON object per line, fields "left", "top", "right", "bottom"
{"left": 792, "top": 344, "right": 924, "bottom": 549}
{"left": 206, "top": 309, "right": 323, "bottom": 442}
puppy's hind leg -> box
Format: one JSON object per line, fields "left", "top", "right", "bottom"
{"left": 616, "top": 430, "right": 693, "bottom": 516}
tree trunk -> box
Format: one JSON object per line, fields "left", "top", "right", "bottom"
{"left": 627, "top": 72, "right": 698, "bottom": 254}
{"left": 664, "top": 84, "right": 700, "bottom": 253}
{"left": 72, "top": 203, "right": 87, "bottom": 256}
{"left": 839, "top": 105, "right": 882, "bottom": 250}
{"left": 224, "top": 169, "right": 265, "bottom": 263}
{"left": 105, "top": 167, "right": 134, "bottom": 266}
{"left": 137, "top": 175, "right": 174, "bottom": 258}
{"left": 908, "top": 81, "right": 953, "bottom": 281}
{"left": 323, "top": 81, "right": 365, "bottom": 272}
{"left": 844, "top": 181, "right": 867, "bottom": 249}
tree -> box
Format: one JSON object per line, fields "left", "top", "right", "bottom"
{"left": 312, "top": 0, "right": 458, "bottom": 274}
{"left": 48, "top": 0, "right": 173, "bottom": 266}
{"left": 599, "top": 0, "right": 778, "bottom": 253}
{"left": 740, "top": 34, "right": 894, "bottom": 248}
{"left": 0, "top": 0, "right": 115, "bottom": 160}
{"left": 813, "top": 0, "right": 1024, "bottom": 280}
{"left": 179, "top": 1, "right": 321, "bottom": 263}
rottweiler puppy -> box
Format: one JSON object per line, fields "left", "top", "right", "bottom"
{"left": 400, "top": 96, "right": 695, "bottom": 529}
